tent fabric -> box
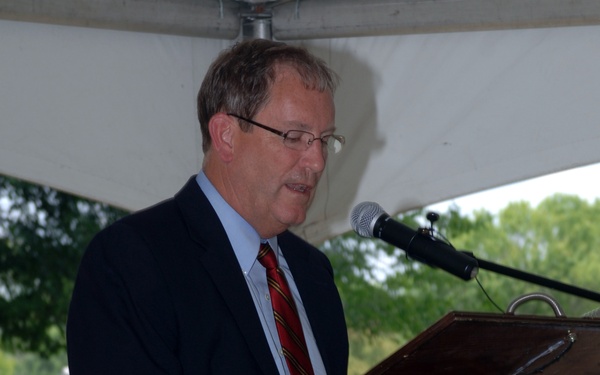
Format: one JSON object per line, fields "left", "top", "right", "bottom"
{"left": 2, "top": 19, "right": 600, "bottom": 244}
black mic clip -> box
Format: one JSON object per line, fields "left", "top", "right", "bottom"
{"left": 423, "top": 211, "right": 440, "bottom": 237}
{"left": 408, "top": 212, "right": 466, "bottom": 273}
{"left": 409, "top": 225, "right": 449, "bottom": 267}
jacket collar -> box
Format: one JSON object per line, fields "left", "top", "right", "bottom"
{"left": 174, "top": 176, "right": 280, "bottom": 375}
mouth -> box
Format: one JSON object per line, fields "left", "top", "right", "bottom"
{"left": 286, "top": 183, "right": 312, "bottom": 194}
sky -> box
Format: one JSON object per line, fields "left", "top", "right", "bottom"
{"left": 426, "top": 162, "right": 600, "bottom": 215}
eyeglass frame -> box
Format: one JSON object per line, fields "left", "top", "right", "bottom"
{"left": 227, "top": 113, "right": 345, "bottom": 154}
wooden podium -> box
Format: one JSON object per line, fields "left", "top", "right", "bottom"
{"left": 366, "top": 311, "right": 600, "bottom": 374}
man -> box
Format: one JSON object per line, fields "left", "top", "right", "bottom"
{"left": 66, "top": 39, "right": 349, "bottom": 374}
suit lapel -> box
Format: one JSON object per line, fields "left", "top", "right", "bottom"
{"left": 173, "top": 177, "right": 279, "bottom": 375}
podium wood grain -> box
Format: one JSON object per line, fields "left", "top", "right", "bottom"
{"left": 366, "top": 312, "right": 600, "bottom": 374}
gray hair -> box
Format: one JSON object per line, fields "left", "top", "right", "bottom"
{"left": 197, "top": 39, "right": 339, "bottom": 153}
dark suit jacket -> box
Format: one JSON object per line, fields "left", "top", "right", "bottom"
{"left": 67, "top": 176, "right": 349, "bottom": 374}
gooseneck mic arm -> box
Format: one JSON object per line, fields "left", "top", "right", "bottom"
{"left": 465, "top": 253, "right": 600, "bottom": 303}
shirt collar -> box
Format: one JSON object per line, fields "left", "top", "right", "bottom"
{"left": 196, "top": 172, "right": 278, "bottom": 271}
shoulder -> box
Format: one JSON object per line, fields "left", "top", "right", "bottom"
{"left": 279, "top": 230, "right": 333, "bottom": 273}
{"left": 278, "top": 230, "right": 321, "bottom": 254}
{"left": 89, "top": 198, "right": 179, "bottom": 249}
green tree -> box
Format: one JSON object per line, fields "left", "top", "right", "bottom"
{"left": 0, "top": 349, "right": 16, "bottom": 375}
{"left": 323, "top": 196, "right": 600, "bottom": 373}
{"left": 0, "top": 175, "right": 127, "bottom": 357}
{"left": 451, "top": 196, "right": 600, "bottom": 317}
{"left": 12, "top": 350, "right": 67, "bottom": 375}
{"left": 3, "top": 175, "right": 600, "bottom": 375}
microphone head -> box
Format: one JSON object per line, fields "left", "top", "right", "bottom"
{"left": 350, "top": 202, "right": 386, "bottom": 237}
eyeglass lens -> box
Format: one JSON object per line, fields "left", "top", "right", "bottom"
{"left": 283, "top": 131, "right": 344, "bottom": 154}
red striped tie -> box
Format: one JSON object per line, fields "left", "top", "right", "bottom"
{"left": 257, "top": 243, "right": 314, "bottom": 375}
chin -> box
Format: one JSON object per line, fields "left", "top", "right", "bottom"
{"left": 277, "top": 207, "right": 308, "bottom": 228}
{"left": 285, "top": 214, "right": 307, "bottom": 228}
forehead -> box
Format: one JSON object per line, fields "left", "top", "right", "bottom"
{"left": 263, "top": 66, "right": 335, "bottom": 130}
{"left": 270, "top": 63, "right": 332, "bottom": 93}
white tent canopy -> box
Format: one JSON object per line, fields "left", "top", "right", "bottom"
{"left": 2, "top": 1, "right": 600, "bottom": 244}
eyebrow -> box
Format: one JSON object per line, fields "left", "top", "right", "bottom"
{"left": 284, "top": 120, "right": 336, "bottom": 134}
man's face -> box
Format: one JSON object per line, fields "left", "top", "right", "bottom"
{"left": 230, "top": 66, "right": 336, "bottom": 238}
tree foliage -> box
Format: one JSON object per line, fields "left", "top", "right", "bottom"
{"left": 2, "top": 175, "right": 600, "bottom": 374}
{"left": 0, "top": 176, "right": 127, "bottom": 357}
{"left": 322, "top": 196, "right": 600, "bottom": 371}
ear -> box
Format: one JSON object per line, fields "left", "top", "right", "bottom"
{"left": 208, "top": 112, "right": 235, "bottom": 162}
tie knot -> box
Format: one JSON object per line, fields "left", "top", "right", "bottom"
{"left": 257, "top": 243, "right": 278, "bottom": 270}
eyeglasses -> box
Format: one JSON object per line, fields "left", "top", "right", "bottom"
{"left": 228, "top": 113, "right": 345, "bottom": 154}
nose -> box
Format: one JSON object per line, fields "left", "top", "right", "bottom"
{"left": 301, "top": 139, "right": 327, "bottom": 173}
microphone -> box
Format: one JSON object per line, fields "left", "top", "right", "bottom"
{"left": 350, "top": 202, "right": 479, "bottom": 281}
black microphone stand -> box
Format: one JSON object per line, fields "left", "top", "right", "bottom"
{"left": 423, "top": 212, "right": 600, "bottom": 304}
{"left": 462, "top": 251, "right": 600, "bottom": 304}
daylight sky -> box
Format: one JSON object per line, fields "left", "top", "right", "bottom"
{"left": 427, "top": 162, "right": 600, "bottom": 215}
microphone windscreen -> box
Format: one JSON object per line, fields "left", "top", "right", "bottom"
{"left": 350, "top": 202, "right": 385, "bottom": 237}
